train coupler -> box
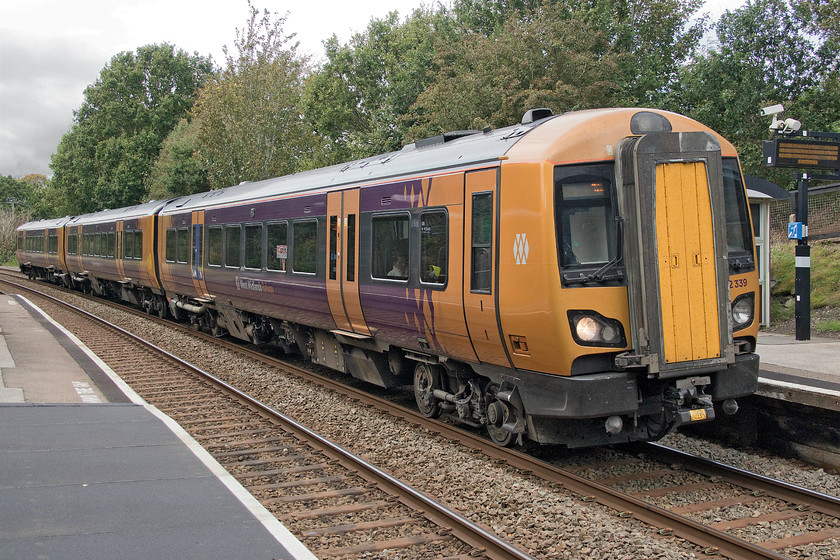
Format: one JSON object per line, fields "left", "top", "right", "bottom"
{"left": 664, "top": 376, "right": 715, "bottom": 427}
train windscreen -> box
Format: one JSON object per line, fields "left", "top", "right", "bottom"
{"left": 554, "top": 163, "right": 617, "bottom": 270}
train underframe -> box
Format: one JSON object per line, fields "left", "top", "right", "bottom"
{"left": 20, "top": 264, "right": 758, "bottom": 448}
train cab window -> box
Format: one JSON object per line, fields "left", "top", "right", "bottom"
{"left": 554, "top": 165, "right": 617, "bottom": 269}
{"left": 267, "top": 222, "right": 288, "bottom": 272}
{"left": 420, "top": 210, "right": 447, "bottom": 286}
{"left": 207, "top": 226, "right": 222, "bottom": 267}
{"left": 292, "top": 220, "right": 317, "bottom": 274}
{"left": 165, "top": 228, "right": 176, "bottom": 262}
{"left": 471, "top": 193, "right": 492, "bottom": 292}
{"left": 225, "top": 225, "right": 241, "bottom": 268}
{"left": 722, "top": 159, "right": 755, "bottom": 271}
{"left": 176, "top": 227, "right": 189, "bottom": 264}
{"left": 244, "top": 224, "right": 263, "bottom": 270}
{"left": 372, "top": 214, "right": 409, "bottom": 281}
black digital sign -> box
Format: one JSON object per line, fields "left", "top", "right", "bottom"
{"left": 763, "top": 138, "right": 840, "bottom": 169}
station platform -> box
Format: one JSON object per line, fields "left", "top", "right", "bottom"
{"left": 0, "top": 294, "right": 316, "bottom": 560}
{"left": 756, "top": 331, "right": 840, "bottom": 412}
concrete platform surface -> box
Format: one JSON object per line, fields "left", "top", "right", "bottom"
{"left": 0, "top": 404, "right": 313, "bottom": 560}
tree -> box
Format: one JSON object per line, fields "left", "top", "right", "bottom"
{"left": 302, "top": 8, "right": 458, "bottom": 166}
{"left": 191, "top": 2, "right": 311, "bottom": 189}
{"left": 672, "top": 0, "right": 840, "bottom": 184}
{"left": 146, "top": 118, "right": 209, "bottom": 199}
{"left": 50, "top": 44, "right": 213, "bottom": 214}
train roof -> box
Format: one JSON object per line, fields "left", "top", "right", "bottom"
{"left": 65, "top": 199, "right": 171, "bottom": 226}
{"left": 159, "top": 111, "right": 556, "bottom": 215}
{"left": 16, "top": 216, "right": 72, "bottom": 231}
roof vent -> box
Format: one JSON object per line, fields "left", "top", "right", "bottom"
{"left": 521, "top": 108, "right": 554, "bottom": 124}
{"left": 415, "top": 130, "right": 480, "bottom": 149}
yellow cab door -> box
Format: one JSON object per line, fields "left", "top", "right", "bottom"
{"left": 463, "top": 168, "right": 510, "bottom": 367}
{"left": 326, "top": 189, "right": 370, "bottom": 336}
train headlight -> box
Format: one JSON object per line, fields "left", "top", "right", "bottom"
{"left": 731, "top": 294, "right": 754, "bottom": 330}
{"left": 569, "top": 311, "right": 626, "bottom": 347}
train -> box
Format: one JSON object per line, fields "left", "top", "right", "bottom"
{"left": 17, "top": 107, "right": 760, "bottom": 448}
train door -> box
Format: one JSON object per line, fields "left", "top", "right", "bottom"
{"left": 115, "top": 220, "right": 126, "bottom": 279}
{"left": 326, "top": 189, "right": 370, "bottom": 336}
{"left": 616, "top": 132, "right": 731, "bottom": 375}
{"left": 190, "top": 210, "right": 211, "bottom": 298}
{"left": 463, "top": 168, "right": 510, "bottom": 366}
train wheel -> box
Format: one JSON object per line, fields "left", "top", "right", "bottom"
{"left": 485, "top": 384, "right": 516, "bottom": 447}
{"left": 413, "top": 363, "right": 442, "bottom": 419}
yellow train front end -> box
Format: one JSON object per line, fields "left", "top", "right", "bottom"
{"left": 493, "top": 109, "right": 759, "bottom": 447}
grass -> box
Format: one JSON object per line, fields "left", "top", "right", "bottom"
{"left": 816, "top": 319, "right": 840, "bottom": 333}
{"left": 770, "top": 242, "right": 840, "bottom": 308}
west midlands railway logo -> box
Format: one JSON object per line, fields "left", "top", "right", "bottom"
{"left": 513, "top": 234, "right": 529, "bottom": 265}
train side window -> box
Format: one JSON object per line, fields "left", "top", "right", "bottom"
{"left": 471, "top": 193, "right": 492, "bottom": 293}
{"left": 123, "top": 232, "right": 133, "bottom": 260}
{"left": 420, "top": 210, "right": 447, "bottom": 286}
{"left": 244, "top": 224, "right": 263, "bottom": 270}
{"left": 267, "top": 222, "right": 287, "bottom": 272}
{"left": 135, "top": 230, "right": 143, "bottom": 259}
{"left": 371, "top": 214, "right": 409, "bottom": 280}
{"left": 207, "top": 226, "right": 222, "bottom": 267}
{"left": 292, "top": 220, "right": 317, "bottom": 274}
{"left": 95, "top": 232, "right": 103, "bottom": 257}
{"left": 225, "top": 225, "right": 241, "bottom": 268}
{"left": 48, "top": 234, "right": 58, "bottom": 254}
{"left": 106, "top": 232, "right": 115, "bottom": 258}
{"left": 67, "top": 233, "right": 77, "bottom": 256}
{"left": 165, "top": 228, "right": 176, "bottom": 262}
{"left": 176, "top": 227, "right": 189, "bottom": 264}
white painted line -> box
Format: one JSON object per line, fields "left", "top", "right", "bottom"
{"left": 759, "top": 376, "right": 840, "bottom": 399}
{"left": 15, "top": 295, "right": 315, "bottom": 559}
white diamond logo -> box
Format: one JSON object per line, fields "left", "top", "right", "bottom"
{"left": 513, "top": 234, "right": 529, "bottom": 265}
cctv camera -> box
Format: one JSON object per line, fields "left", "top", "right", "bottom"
{"left": 760, "top": 104, "right": 785, "bottom": 117}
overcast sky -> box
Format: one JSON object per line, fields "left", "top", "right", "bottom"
{"left": 0, "top": 0, "right": 745, "bottom": 179}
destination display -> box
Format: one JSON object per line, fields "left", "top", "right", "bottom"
{"left": 763, "top": 138, "right": 840, "bottom": 169}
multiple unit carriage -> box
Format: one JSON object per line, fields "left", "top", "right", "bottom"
{"left": 17, "top": 108, "right": 760, "bottom": 448}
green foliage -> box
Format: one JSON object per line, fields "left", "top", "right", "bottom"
{"left": 192, "top": 2, "right": 311, "bottom": 188}
{"left": 146, "top": 118, "right": 209, "bottom": 199}
{"left": 302, "top": 8, "right": 457, "bottom": 166}
{"left": 50, "top": 44, "right": 213, "bottom": 213}
{"left": 670, "top": 0, "right": 840, "bottom": 187}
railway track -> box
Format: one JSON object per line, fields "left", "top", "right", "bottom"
{"left": 3, "top": 270, "right": 839, "bottom": 560}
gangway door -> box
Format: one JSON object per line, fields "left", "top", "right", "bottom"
{"left": 615, "top": 132, "right": 733, "bottom": 376}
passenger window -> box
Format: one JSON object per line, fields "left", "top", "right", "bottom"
{"left": 123, "top": 232, "right": 133, "bottom": 260}
{"left": 207, "top": 226, "right": 222, "bottom": 267}
{"left": 135, "top": 231, "right": 143, "bottom": 259}
{"left": 420, "top": 210, "right": 447, "bottom": 285}
{"left": 372, "top": 214, "right": 409, "bottom": 280}
{"left": 226, "top": 225, "right": 241, "bottom": 268}
{"left": 471, "top": 193, "right": 492, "bottom": 292}
{"left": 244, "top": 224, "right": 263, "bottom": 270}
{"left": 67, "top": 234, "right": 77, "bottom": 256}
{"left": 107, "top": 232, "right": 115, "bottom": 258}
{"left": 267, "top": 222, "right": 287, "bottom": 272}
{"left": 176, "top": 227, "right": 189, "bottom": 263}
{"left": 293, "top": 220, "right": 317, "bottom": 274}
{"left": 166, "top": 228, "right": 176, "bottom": 262}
